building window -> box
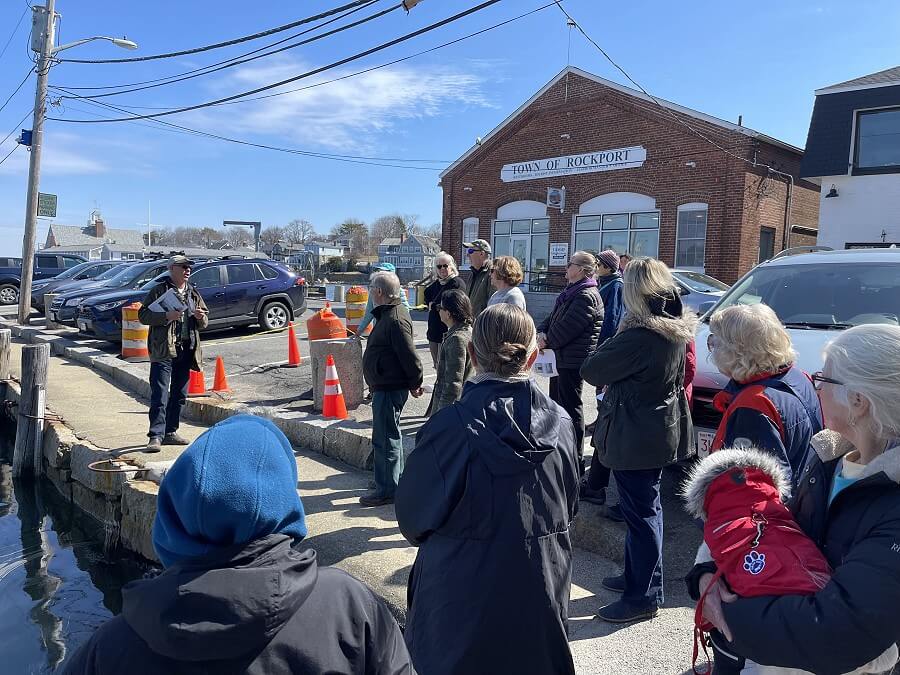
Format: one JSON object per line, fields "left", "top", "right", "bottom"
{"left": 675, "top": 203, "right": 708, "bottom": 271}
{"left": 854, "top": 107, "right": 900, "bottom": 174}
{"left": 492, "top": 218, "right": 550, "bottom": 290}
{"left": 461, "top": 217, "right": 479, "bottom": 268}
{"left": 574, "top": 211, "right": 660, "bottom": 257}
{"left": 759, "top": 226, "right": 776, "bottom": 263}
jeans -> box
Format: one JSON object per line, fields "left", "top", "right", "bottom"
{"left": 148, "top": 345, "right": 192, "bottom": 439}
{"left": 613, "top": 467, "right": 664, "bottom": 605}
{"left": 549, "top": 368, "right": 585, "bottom": 469}
{"left": 372, "top": 389, "right": 409, "bottom": 498}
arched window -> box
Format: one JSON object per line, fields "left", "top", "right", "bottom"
{"left": 574, "top": 192, "right": 659, "bottom": 257}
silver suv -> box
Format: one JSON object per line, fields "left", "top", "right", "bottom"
{"left": 691, "top": 247, "right": 900, "bottom": 457}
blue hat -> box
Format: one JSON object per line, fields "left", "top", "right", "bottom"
{"left": 372, "top": 262, "right": 396, "bottom": 272}
{"left": 152, "top": 415, "right": 307, "bottom": 567}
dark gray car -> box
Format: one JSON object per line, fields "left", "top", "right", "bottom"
{"left": 30, "top": 260, "right": 121, "bottom": 312}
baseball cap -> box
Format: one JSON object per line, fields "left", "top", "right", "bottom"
{"left": 463, "top": 239, "right": 491, "bottom": 254}
{"left": 372, "top": 262, "right": 396, "bottom": 273}
{"left": 169, "top": 254, "right": 194, "bottom": 267}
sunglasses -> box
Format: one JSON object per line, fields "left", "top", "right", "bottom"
{"left": 467, "top": 248, "right": 480, "bottom": 255}
{"left": 811, "top": 372, "right": 844, "bottom": 391}
{"left": 436, "top": 264, "right": 449, "bottom": 269}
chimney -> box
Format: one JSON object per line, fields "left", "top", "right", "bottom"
{"left": 93, "top": 217, "right": 107, "bottom": 239}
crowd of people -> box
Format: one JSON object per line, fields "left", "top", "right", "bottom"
{"left": 62, "top": 251, "right": 900, "bottom": 674}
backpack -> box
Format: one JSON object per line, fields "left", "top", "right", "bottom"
{"left": 682, "top": 448, "right": 832, "bottom": 674}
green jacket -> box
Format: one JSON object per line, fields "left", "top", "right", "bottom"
{"left": 138, "top": 278, "right": 209, "bottom": 370}
{"left": 467, "top": 261, "right": 493, "bottom": 316}
{"left": 426, "top": 323, "right": 473, "bottom": 416}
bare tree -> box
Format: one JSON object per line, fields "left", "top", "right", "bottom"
{"left": 146, "top": 228, "right": 172, "bottom": 246}
{"left": 224, "top": 226, "right": 251, "bottom": 249}
{"left": 423, "top": 223, "right": 442, "bottom": 241}
{"left": 197, "top": 227, "right": 223, "bottom": 248}
{"left": 259, "top": 226, "right": 286, "bottom": 248}
{"left": 284, "top": 219, "right": 315, "bottom": 245}
{"left": 331, "top": 218, "right": 369, "bottom": 255}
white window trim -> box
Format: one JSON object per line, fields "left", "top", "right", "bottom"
{"left": 849, "top": 104, "right": 900, "bottom": 174}
{"left": 674, "top": 202, "right": 709, "bottom": 272}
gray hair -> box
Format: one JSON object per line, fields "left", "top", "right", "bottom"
{"left": 823, "top": 324, "right": 900, "bottom": 440}
{"left": 622, "top": 257, "right": 677, "bottom": 319}
{"left": 434, "top": 252, "right": 459, "bottom": 279}
{"left": 370, "top": 270, "right": 401, "bottom": 300}
{"left": 709, "top": 304, "right": 796, "bottom": 382}
{"left": 570, "top": 250, "right": 597, "bottom": 277}
{"left": 471, "top": 304, "right": 536, "bottom": 377}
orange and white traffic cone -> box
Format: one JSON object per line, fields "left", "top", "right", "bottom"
{"left": 211, "top": 356, "right": 231, "bottom": 393}
{"left": 322, "top": 354, "right": 348, "bottom": 419}
{"left": 187, "top": 369, "right": 206, "bottom": 397}
{"left": 286, "top": 321, "right": 302, "bottom": 367}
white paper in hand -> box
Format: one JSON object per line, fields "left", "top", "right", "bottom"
{"left": 532, "top": 349, "right": 558, "bottom": 377}
{"left": 148, "top": 288, "right": 188, "bottom": 320}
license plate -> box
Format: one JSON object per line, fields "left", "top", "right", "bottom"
{"left": 697, "top": 430, "right": 715, "bottom": 459}
{"left": 77, "top": 319, "right": 91, "bottom": 332}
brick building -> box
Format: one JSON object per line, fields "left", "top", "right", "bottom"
{"left": 440, "top": 67, "right": 819, "bottom": 298}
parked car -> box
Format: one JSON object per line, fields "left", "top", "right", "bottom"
{"left": 0, "top": 253, "right": 86, "bottom": 305}
{"left": 30, "top": 260, "right": 121, "bottom": 311}
{"left": 76, "top": 258, "right": 308, "bottom": 341}
{"left": 49, "top": 260, "right": 168, "bottom": 324}
{"left": 691, "top": 247, "right": 900, "bottom": 458}
{"left": 671, "top": 269, "right": 729, "bottom": 314}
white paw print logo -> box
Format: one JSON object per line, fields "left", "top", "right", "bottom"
{"left": 744, "top": 550, "right": 766, "bottom": 575}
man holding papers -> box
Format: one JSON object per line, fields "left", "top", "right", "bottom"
{"left": 138, "top": 255, "right": 209, "bottom": 452}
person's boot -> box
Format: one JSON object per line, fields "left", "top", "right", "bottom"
{"left": 579, "top": 482, "right": 607, "bottom": 506}
{"left": 163, "top": 432, "right": 190, "bottom": 445}
{"left": 595, "top": 598, "right": 659, "bottom": 623}
{"left": 145, "top": 436, "right": 162, "bottom": 453}
{"left": 359, "top": 491, "right": 394, "bottom": 507}
{"left": 605, "top": 504, "right": 625, "bottom": 522}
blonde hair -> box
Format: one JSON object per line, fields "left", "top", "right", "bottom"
{"left": 823, "top": 324, "right": 900, "bottom": 440}
{"left": 472, "top": 304, "right": 536, "bottom": 377}
{"left": 434, "top": 252, "right": 459, "bottom": 279}
{"left": 622, "top": 257, "right": 677, "bottom": 318}
{"left": 492, "top": 256, "right": 524, "bottom": 286}
{"left": 709, "top": 304, "right": 796, "bottom": 382}
{"left": 570, "top": 250, "right": 597, "bottom": 277}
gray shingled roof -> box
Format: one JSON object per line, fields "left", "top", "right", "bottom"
{"left": 818, "top": 66, "right": 900, "bottom": 93}
{"left": 47, "top": 223, "right": 146, "bottom": 248}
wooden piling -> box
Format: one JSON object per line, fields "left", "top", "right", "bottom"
{"left": 13, "top": 343, "right": 49, "bottom": 479}
{"left": 0, "top": 328, "right": 10, "bottom": 381}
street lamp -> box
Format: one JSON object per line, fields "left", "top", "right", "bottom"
{"left": 17, "top": 0, "right": 138, "bottom": 324}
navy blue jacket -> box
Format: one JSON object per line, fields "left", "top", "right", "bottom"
{"left": 396, "top": 377, "right": 580, "bottom": 675}
{"left": 596, "top": 272, "right": 624, "bottom": 344}
{"left": 718, "top": 366, "right": 823, "bottom": 488}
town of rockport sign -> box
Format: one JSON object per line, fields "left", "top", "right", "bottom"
{"left": 500, "top": 145, "right": 647, "bottom": 182}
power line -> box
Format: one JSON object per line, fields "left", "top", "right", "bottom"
{"left": 0, "top": 108, "right": 34, "bottom": 148}
{"left": 53, "top": 0, "right": 505, "bottom": 122}
{"left": 0, "top": 65, "right": 36, "bottom": 114}
{"left": 56, "top": 0, "right": 382, "bottom": 92}
{"left": 56, "top": 1, "right": 554, "bottom": 112}
{"left": 0, "top": 4, "right": 31, "bottom": 62}
{"left": 0, "top": 143, "right": 20, "bottom": 167}
{"left": 57, "top": 0, "right": 381, "bottom": 64}
{"left": 56, "top": 2, "right": 401, "bottom": 100}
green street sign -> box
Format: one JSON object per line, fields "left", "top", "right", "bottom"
{"left": 37, "top": 192, "right": 57, "bottom": 218}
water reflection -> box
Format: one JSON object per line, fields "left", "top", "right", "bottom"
{"left": 0, "top": 428, "right": 156, "bottom": 673}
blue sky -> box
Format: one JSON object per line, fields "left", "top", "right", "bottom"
{"left": 0, "top": 0, "right": 898, "bottom": 257}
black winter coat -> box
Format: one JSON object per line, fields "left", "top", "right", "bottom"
{"left": 581, "top": 311, "right": 697, "bottom": 470}
{"left": 536, "top": 282, "right": 604, "bottom": 371}
{"left": 396, "top": 377, "right": 581, "bottom": 675}
{"left": 720, "top": 431, "right": 900, "bottom": 675}
{"left": 363, "top": 300, "right": 423, "bottom": 392}
{"left": 61, "top": 535, "right": 414, "bottom": 675}
{"left": 424, "top": 276, "right": 462, "bottom": 343}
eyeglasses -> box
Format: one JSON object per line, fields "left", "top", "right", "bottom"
{"left": 467, "top": 248, "right": 478, "bottom": 255}
{"left": 811, "top": 372, "right": 844, "bottom": 391}
{"left": 566, "top": 262, "right": 578, "bottom": 268}
{"left": 436, "top": 264, "right": 449, "bottom": 269}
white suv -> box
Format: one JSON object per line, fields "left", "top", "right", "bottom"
{"left": 691, "top": 247, "right": 900, "bottom": 457}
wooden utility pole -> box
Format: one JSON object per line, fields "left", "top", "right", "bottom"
{"left": 13, "top": 343, "right": 49, "bottom": 478}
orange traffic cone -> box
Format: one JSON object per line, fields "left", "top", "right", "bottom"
{"left": 187, "top": 369, "right": 206, "bottom": 397}
{"left": 322, "top": 354, "right": 348, "bottom": 419}
{"left": 285, "top": 321, "right": 302, "bottom": 367}
{"left": 211, "top": 356, "right": 231, "bottom": 393}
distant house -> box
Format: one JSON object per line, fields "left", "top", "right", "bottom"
{"left": 42, "top": 216, "right": 146, "bottom": 260}
{"left": 304, "top": 241, "right": 344, "bottom": 267}
{"left": 800, "top": 65, "right": 900, "bottom": 249}
{"left": 377, "top": 234, "right": 440, "bottom": 283}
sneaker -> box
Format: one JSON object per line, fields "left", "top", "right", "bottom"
{"left": 579, "top": 483, "right": 607, "bottom": 506}
{"left": 162, "top": 432, "right": 190, "bottom": 446}
{"left": 359, "top": 492, "right": 394, "bottom": 507}
{"left": 145, "top": 436, "right": 162, "bottom": 453}
{"left": 605, "top": 504, "right": 625, "bottom": 522}
{"left": 601, "top": 574, "right": 626, "bottom": 594}
{"left": 595, "top": 598, "right": 659, "bottom": 623}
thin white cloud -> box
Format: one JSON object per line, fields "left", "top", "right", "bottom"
{"left": 0, "top": 131, "right": 155, "bottom": 177}
{"left": 188, "top": 56, "right": 495, "bottom": 152}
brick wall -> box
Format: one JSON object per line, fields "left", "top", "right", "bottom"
{"left": 442, "top": 71, "right": 819, "bottom": 286}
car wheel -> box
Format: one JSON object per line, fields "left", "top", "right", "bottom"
{"left": 0, "top": 284, "right": 19, "bottom": 305}
{"left": 259, "top": 300, "right": 290, "bottom": 331}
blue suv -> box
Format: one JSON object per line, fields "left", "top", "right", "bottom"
{"left": 77, "top": 258, "right": 308, "bottom": 341}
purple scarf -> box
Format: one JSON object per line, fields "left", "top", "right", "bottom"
{"left": 554, "top": 276, "right": 597, "bottom": 309}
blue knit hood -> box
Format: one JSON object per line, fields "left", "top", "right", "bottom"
{"left": 153, "top": 415, "right": 308, "bottom": 567}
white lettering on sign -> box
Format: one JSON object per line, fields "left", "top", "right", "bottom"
{"left": 501, "top": 146, "right": 647, "bottom": 183}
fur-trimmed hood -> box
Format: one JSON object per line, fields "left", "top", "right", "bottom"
{"left": 681, "top": 447, "right": 792, "bottom": 519}
{"left": 811, "top": 430, "right": 900, "bottom": 485}
{"left": 618, "top": 309, "right": 698, "bottom": 344}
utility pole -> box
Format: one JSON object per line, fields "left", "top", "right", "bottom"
{"left": 18, "top": 0, "right": 56, "bottom": 325}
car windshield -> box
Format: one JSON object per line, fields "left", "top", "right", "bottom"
{"left": 96, "top": 264, "right": 131, "bottom": 281}
{"left": 55, "top": 261, "right": 93, "bottom": 279}
{"left": 141, "top": 272, "right": 169, "bottom": 291}
{"left": 674, "top": 271, "right": 729, "bottom": 293}
{"left": 707, "top": 262, "right": 900, "bottom": 328}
